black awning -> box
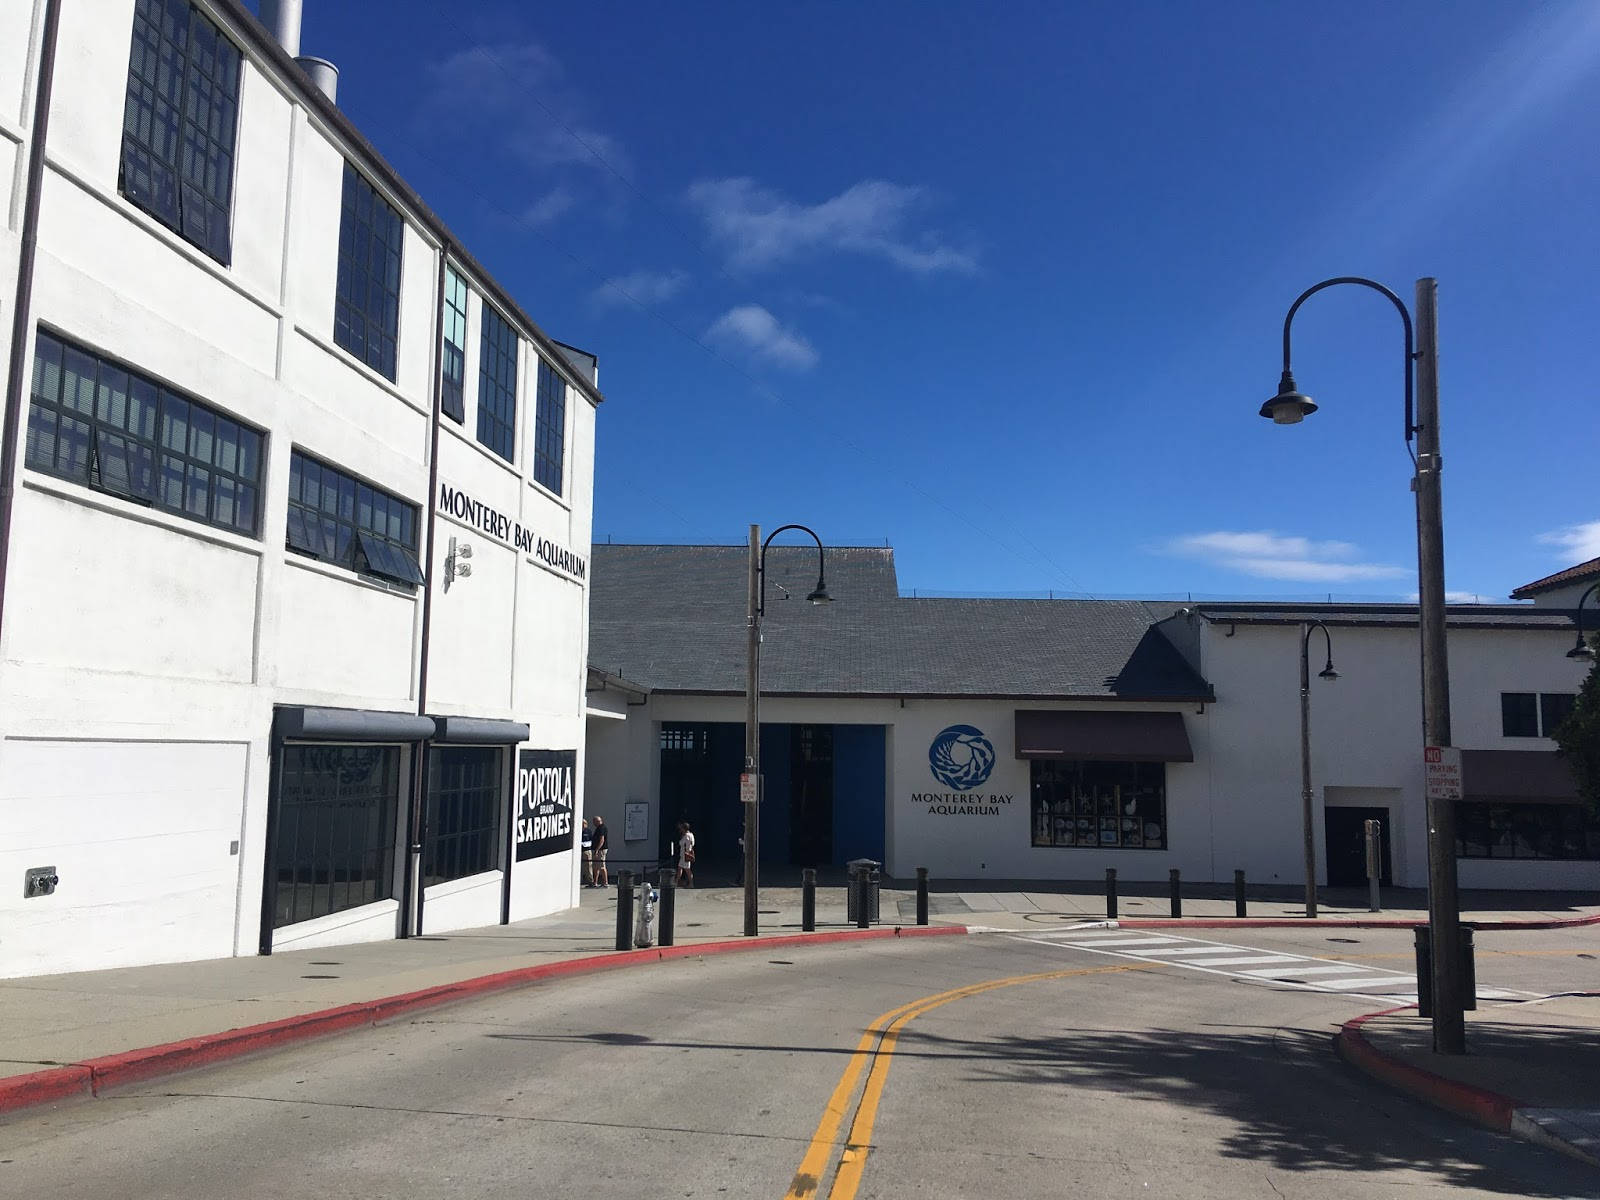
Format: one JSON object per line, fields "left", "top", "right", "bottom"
{"left": 275, "top": 706, "right": 435, "bottom": 742}
{"left": 1015, "top": 710, "right": 1193, "bottom": 763}
{"left": 431, "top": 716, "right": 531, "bottom": 745}
{"left": 1460, "top": 749, "right": 1581, "bottom": 805}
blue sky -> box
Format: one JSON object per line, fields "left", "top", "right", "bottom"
{"left": 293, "top": 0, "right": 1600, "bottom": 601}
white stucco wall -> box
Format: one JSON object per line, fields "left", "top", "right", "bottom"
{"left": 0, "top": 1, "right": 599, "bottom": 976}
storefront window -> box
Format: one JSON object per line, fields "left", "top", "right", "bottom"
{"left": 1455, "top": 802, "right": 1600, "bottom": 861}
{"left": 424, "top": 746, "right": 504, "bottom": 885}
{"left": 1030, "top": 760, "right": 1166, "bottom": 850}
{"left": 273, "top": 744, "right": 400, "bottom": 928}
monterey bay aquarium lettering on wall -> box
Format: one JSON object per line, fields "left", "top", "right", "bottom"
{"left": 910, "top": 724, "right": 1014, "bottom": 815}
{"left": 438, "top": 482, "right": 587, "bottom": 581}
{"left": 515, "top": 749, "right": 577, "bottom": 860}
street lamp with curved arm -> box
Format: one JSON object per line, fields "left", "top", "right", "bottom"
{"left": 1260, "top": 276, "right": 1418, "bottom": 452}
{"left": 1299, "top": 620, "right": 1339, "bottom": 918}
{"left": 1568, "top": 582, "right": 1599, "bottom": 661}
{"left": 757, "top": 524, "right": 830, "bottom": 617}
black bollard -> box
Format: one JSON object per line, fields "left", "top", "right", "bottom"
{"left": 916, "top": 867, "right": 930, "bottom": 926}
{"left": 1169, "top": 868, "right": 1181, "bottom": 918}
{"left": 1106, "top": 867, "right": 1118, "bottom": 920}
{"left": 1234, "top": 869, "right": 1246, "bottom": 918}
{"left": 855, "top": 871, "right": 869, "bottom": 929}
{"left": 1461, "top": 926, "right": 1476, "bottom": 1012}
{"left": 658, "top": 870, "right": 676, "bottom": 947}
{"left": 615, "top": 872, "right": 634, "bottom": 951}
{"left": 801, "top": 868, "right": 816, "bottom": 932}
{"left": 1414, "top": 926, "right": 1432, "bottom": 1017}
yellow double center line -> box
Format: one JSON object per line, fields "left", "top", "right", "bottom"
{"left": 782, "top": 962, "right": 1156, "bottom": 1199}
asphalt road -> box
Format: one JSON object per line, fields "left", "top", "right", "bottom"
{"left": 3, "top": 926, "right": 1597, "bottom": 1199}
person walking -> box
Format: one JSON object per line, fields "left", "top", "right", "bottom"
{"left": 675, "top": 821, "right": 696, "bottom": 888}
{"left": 580, "top": 817, "right": 594, "bottom": 887}
{"left": 591, "top": 815, "right": 609, "bottom": 888}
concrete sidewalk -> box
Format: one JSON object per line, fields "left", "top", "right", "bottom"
{"left": 1339, "top": 993, "right": 1600, "bottom": 1170}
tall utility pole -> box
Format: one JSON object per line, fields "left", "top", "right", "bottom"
{"left": 1414, "top": 278, "right": 1465, "bottom": 1054}
{"left": 743, "top": 523, "right": 761, "bottom": 937}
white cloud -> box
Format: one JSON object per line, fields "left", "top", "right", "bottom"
{"left": 685, "top": 177, "right": 977, "bottom": 275}
{"left": 591, "top": 269, "right": 690, "bottom": 309}
{"left": 1166, "top": 530, "right": 1409, "bottom": 583}
{"left": 1537, "top": 519, "right": 1600, "bottom": 562}
{"left": 707, "top": 305, "right": 817, "bottom": 369}
{"left": 521, "top": 188, "right": 574, "bottom": 227}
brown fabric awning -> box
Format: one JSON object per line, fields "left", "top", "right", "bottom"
{"left": 1014, "top": 710, "right": 1193, "bottom": 763}
{"left": 1460, "top": 750, "right": 1581, "bottom": 805}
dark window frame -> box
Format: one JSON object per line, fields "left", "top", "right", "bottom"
{"left": 333, "top": 163, "right": 404, "bottom": 382}
{"left": 476, "top": 303, "right": 519, "bottom": 462}
{"left": 1029, "top": 760, "right": 1168, "bottom": 851}
{"left": 26, "top": 330, "right": 263, "bottom": 536}
{"left": 119, "top": 0, "right": 242, "bottom": 264}
{"left": 423, "top": 746, "right": 505, "bottom": 886}
{"left": 272, "top": 743, "right": 401, "bottom": 929}
{"left": 286, "top": 448, "right": 424, "bottom": 589}
{"left": 440, "top": 267, "right": 468, "bottom": 424}
{"left": 532, "top": 356, "right": 566, "bottom": 495}
{"left": 1501, "top": 691, "right": 1577, "bottom": 738}
{"left": 1455, "top": 801, "right": 1600, "bottom": 861}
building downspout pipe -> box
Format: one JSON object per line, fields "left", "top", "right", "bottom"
{"left": 399, "top": 240, "right": 450, "bottom": 938}
{"left": 0, "top": 0, "right": 64, "bottom": 655}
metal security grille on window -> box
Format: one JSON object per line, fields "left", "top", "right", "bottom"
{"left": 534, "top": 357, "right": 566, "bottom": 495}
{"left": 441, "top": 268, "right": 468, "bottom": 423}
{"left": 477, "top": 305, "right": 518, "bottom": 461}
{"left": 119, "top": 0, "right": 241, "bottom": 263}
{"left": 425, "top": 747, "right": 503, "bottom": 885}
{"left": 26, "top": 332, "right": 262, "bottom": 535}
{"left": 334, "top": 164, "right": 403, "bottom": 381}
{"left": 273, "top": 745, "right": 399, "bottom": 928}
{"left": 286, "top": 450, "right": 424, "bottom": 587}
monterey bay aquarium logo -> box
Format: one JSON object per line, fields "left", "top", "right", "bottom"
{"left": 914, "top": 725, "right": 1013, "bottom": 816}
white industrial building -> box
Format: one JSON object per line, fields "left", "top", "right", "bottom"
{"left": 586, "top": 546, "right": 1597, "bottom": 894}
{"left": 1, "top": 0, "right": 600, "bottom": 978}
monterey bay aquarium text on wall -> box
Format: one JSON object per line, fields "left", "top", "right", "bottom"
{"left": 438, "top": 483, "right": 587, "bottom": 581}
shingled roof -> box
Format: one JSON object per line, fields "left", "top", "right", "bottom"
{"left": 587, "top": 544, "right": 1213, "bottom": 701}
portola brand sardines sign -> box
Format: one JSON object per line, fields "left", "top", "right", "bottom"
{"left": 515, "top": 749, "right": 576, "bottom": 860}
{"left": 912, "top": 724, "right": 1014, "bottom": 815}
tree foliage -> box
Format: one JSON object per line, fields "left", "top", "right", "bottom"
{"left": 1553, "top": 644, "right": 1600, "bottom": 815}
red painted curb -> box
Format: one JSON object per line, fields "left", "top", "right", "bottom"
{"left": 1334, "top": 1006, "right": 1518, "bottom": 1131}
{"left": 1116, "top": 912, "right": 1600, "bottom": 931}
{"left": 0, "top": 923, "right": 966, "bottom": 1117}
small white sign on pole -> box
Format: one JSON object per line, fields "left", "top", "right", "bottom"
{"left": 1423, "top": 745, "right": 1463, "bottom": 801}
{"left": 740, "top": 773, "right": 759, "bottom": 805}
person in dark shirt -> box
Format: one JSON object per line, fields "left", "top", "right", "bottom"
{"left": 590, "top": 816, "right": 609, "bottom": 887}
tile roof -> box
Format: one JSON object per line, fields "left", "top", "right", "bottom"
{"left": 587, "top": 544, "right": 1212, "bottom": 700}
{"left": 1510, "top": 557, "right": 1600, "bottom": 599}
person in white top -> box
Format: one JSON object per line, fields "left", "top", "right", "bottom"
{"left": 676, "top": 821, "right": 696, "bottom": 888}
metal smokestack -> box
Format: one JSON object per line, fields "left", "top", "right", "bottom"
{"left": 295, "top": 56, "right": 339, "bottom": 103}
{"left": 259, "top": 0, "right": 302, "bottom": 57}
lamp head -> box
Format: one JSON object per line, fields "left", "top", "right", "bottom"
{"left": 1260, "top": 370, "right": 1318, "bottom": 425}
{"left": 1318, "top": 663, "right": 1339, "bottom": 681}
{"left": 806, "top": 577, "right": 831, "bottom": 605}
{"left": 1568, "top": 639, "right": 1596, "bottom": 662}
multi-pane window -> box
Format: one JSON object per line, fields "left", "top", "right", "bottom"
{"left": 533, "top": 357, "right": 566, "bottom": 495}
{"left": 1501, "top": 692, "right": 1577, "bottom": 738}
{"left": 120, "top": 0, "right": 241, "bottom": 263}
{"left": 333, "top": 163, "right": 404, "bottom": 381}
{"left": 26, "top": 331, "right": 262, "bottom": 535}
{"left": 272, "top": 744, "right": 400, "bottom": 928}
{"left": 424, "top": 747, "right": 503, "bottom": 885}
{"left": 1456, "top": 802, "right": 1600, "bottom": 861}
{"left": 440, "top": 268, "right": 468, "bottom": 423}
{"left": 286, "top": 450, "right": 424, "bottom": 588}
{"left": 1030, "top": 760, "right": 1167, "bottom": 850}
{"left": 476, "top": 304, "right": 518, "bottom": 461}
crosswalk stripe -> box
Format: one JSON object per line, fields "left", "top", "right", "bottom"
{"left": 1062, "top": 937, "right": 1182, "bottom": 948}
{"left": 1237, "top": 965, "right": 1366, "bottom": 979}
{"left": 1190, "top": 954, "right": 1304, "bottom": 966}
{"left": 1304, "top": 975, "right": 1417, "bottom": 990}
{"left": 1121, "top": 945, "right": 1260, "bottom": 957}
